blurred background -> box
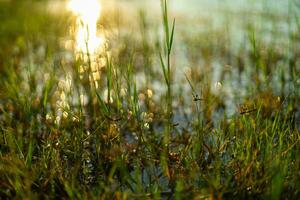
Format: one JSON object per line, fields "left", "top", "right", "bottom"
{"left": 0, "top": 0, "right": 299, "bottom": 121}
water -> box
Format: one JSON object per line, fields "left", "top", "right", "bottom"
{"left": 60, "top": 0, "right": 292, "bottom": 66}
{"left": 46, "top": 0, "right": 295, "bottom": 121}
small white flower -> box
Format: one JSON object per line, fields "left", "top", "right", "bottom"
{"left": 214, "top": 81, "right": 222, "bottom": 91}
{"left": 46, "top": 114, "right": 52, "bottom": 121}
{"left": 60, "top": 92, "right": 66, "bottom": 101}
{"left": 141, "top": 112, "right": 147, "bottom": 120}
{"left": 92, "top": 71, "right": 100, "bottom": 81}
{"left": 63, "top": 111, "right": 69, "bottom": 118}
{"left": 103, "top": 89, "right": 113, "bottom": 104}
{"left": 144, "top": 123, "right": 150, "bottom": 129}
{"left": 79, "top": 65, "right": 86, "bottom": 73}
{"left": 65, "top": 75, "right": 72, "bottom": 92}
{"left": 147, "top": 89, "right": 153, "bottom": 98}
{"left": 80, "top": 94, "right": 89, "bottom": 106}
{"left": 55, "top": 116, "right": 61, "bottom": 125}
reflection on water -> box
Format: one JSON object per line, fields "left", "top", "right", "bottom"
{"left": 67, "top": 0, "right": 106, "bottom": 91}
{"left": 67, "top": 0, "right": 104, "bottom": 54}
{"left": 52, "top": 0, "right": 107, "bottom": 125}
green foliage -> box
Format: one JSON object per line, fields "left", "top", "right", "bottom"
{"left": 0, "top": 0, "right": 299, "bottom": 199}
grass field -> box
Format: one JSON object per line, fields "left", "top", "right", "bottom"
{"left": 0, "top": 0, "right": 299, "bottom": 199}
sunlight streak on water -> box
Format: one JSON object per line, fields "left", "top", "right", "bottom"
{"left": 66, "top": 0, "right": 107, "bottom": 89}
{"left": 50, "top": 0, "right": 107, "bottom": 125}
{"left": 67, "top": 0, "right": 104, "bottom": 54}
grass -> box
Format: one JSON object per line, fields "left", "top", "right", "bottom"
{"left": 0, "top": 0, "right": 299, "bottom": 199}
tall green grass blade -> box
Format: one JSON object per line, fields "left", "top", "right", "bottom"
{"left": 25, "top": 141, "right": 34, "bottom": 167}
{"left": 95, "top": 91, "right": 109, "bottom": 116}
{"left": 169, "top": 18, "right": 176, "bottom": 52}
{"left": 159, "top": 52, "right": 169, "bottom": 85}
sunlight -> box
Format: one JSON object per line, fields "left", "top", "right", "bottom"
{"left": 67, "top": 0, "right": 104, "bottom": 53}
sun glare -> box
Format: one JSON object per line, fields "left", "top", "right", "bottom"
{"left": 67, "top": 0, "right": 104, "bottom": 53}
